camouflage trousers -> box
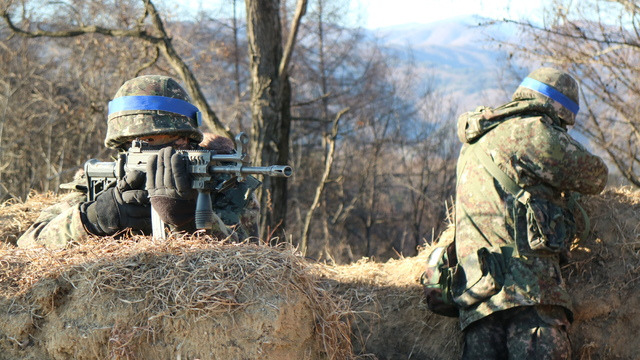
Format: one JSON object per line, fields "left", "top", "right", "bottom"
{"left": 461, "top": 305, "right": 571, "bottom": 360}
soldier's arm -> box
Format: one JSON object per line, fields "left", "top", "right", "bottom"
{"left": 17, "top": 192, "right": 91, "bottom": 249}
{"left": 520, "top": 120, "right": 608, "bottom": 194}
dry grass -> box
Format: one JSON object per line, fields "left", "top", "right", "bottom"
{"left": 314, "top": 227, "right": 461, "bottom": 359}
{"left": 3, "top": 187, "right": 640, "bottom": 359}
{"left": 0, "top": 192, "right": 59, "bottom": 245}
{"left": 560, "top": 187, "right": 640, "bottom": 360}
{"left": 567, "top": 187, "right": 640, "bottom": 290}
{"left": 0, "top": 231, "right": 355, "bottom": 359}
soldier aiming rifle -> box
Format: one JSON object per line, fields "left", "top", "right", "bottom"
{"left": 18, "top": 75, "right": 291, "bottom": 248}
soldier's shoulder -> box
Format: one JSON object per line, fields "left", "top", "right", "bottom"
{"left": 497, "top": 113, "right": 559, "bottom": 136}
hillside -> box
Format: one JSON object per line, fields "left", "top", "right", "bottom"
{"left": 0, "top": 187, "right": 639, "bottom": 359}
{"left": 372, "top": 15, "right": 521, "bottom": 108}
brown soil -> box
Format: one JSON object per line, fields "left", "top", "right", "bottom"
{"left": 0, "top": 187, "right": 638, "bottom": 359}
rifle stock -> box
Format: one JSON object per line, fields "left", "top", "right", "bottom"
{"left": 84, "top": 132, "right": 292, "bottom": 239}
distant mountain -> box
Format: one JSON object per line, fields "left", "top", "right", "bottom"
{"left": 368, "top": 15, "right": 524, "bottom": 109}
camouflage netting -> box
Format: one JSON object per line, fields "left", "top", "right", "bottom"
{"left": 1, "top": 187, "right": 639, "bottom": 359}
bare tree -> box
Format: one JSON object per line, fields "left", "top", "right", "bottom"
{"left": 498, "top": 0, "right": 640, "bottom": 186}
{"left": 285, "top": 0, "right": 373, "bottom": 260}
{"left": 395, "top": 87, "right": 459, "bottom": 254}
{"left": 299, "top": 107, "right": 348, "bottom": 255}
{"left": 176, "top": 1, "right": 252, "bottom": 134}
{"left": 281, "top": 2, "right": 461, "bottom": 261}
{"left": 2, "top": 0, "right": 229, "bottom": 136}
{"left": 0, "top": 20, "right": 132, "bottom": 200}
{"left": 245, "top": 0, "right": 307, "bottom": 241}
{"left": 0, "top": 0, "right": 188, "bottom": 200}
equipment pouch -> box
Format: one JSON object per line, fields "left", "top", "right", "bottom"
{"left": 457, "top": 101, "right": 559, "bottom": 144}
{"left": 457, "top": 106, "right": 503, "bottom": 143}
{"left": 451, "top": 248, "right": 504, "bottom": 309}
{"left": 526, "top": 198, "right": 576, "bottom": 254}
{"left": 421, "top": 243, "right": 459, "bottom": 317}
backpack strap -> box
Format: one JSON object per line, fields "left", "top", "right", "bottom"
{"left": 466, "top": 144, "right": 523, "bottom": 258}
{"left": 470, "top": 145, "right": 531, "bottom": 205}
{"left": 470, "top": 144, "right": 591, "bottom": 244}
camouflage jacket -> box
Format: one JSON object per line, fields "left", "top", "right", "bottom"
{"left": 454, "top": 101, "right": 608, "bottom": 330}
{"left": 17, "top": 172, "right": 260, "bottom": 249}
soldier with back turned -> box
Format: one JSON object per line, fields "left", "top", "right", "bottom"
{"left": 452, "top": 67, "right": 608, "bottom": 359}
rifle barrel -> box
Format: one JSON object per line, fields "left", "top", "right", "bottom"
{"left": 208, "top": 165, "right": 292, "bottom": 177}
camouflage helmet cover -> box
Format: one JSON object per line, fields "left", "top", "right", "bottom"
{"left": 105, "top": 75, "right": 204, "bottom": 148}
{"left": 511, "top": 67, "right": 580, "bottom": 126}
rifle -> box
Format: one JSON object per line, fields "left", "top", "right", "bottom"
{"left": 84, "top": 132, "right": 292, "bottom": 239}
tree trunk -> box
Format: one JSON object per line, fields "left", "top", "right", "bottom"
{"left": 245, "top": 0, "right": 291, "bottom": 242}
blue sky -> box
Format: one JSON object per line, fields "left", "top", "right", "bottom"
{"left": 358, "top": 0, "right": 544, "bottom": 28}
{"left": 173, "top": 0, "right": 545, "bottom": 29}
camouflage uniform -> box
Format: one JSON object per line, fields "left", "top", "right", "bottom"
{"left": 454, "top": 68, "right": 608, "bottom": 359}
{"left": 462, "top": 306, "right": 571, "bottom": 360}
{"left": 17, "top": 188, "right": 90, "bottom": 249}
{"left": 17, "top": 75, "right": 259, "bottom": 249}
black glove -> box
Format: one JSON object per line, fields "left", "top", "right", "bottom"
{"left": 81, "top": 170, "right": 151, "bottom": 236}
{"left": 146, "top": 147, "right": 197, "bottom": 228}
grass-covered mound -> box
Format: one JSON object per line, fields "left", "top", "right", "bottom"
{"left": 0, "top": 235, "right": 353, "bottom": 360}
{"left": 1, "top": 187, "right": 639, "bottom": 359}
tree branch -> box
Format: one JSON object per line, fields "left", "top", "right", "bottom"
{"left": 2, "top": 0, "right": 233, "bottom": 138}
{"left": 502, "top": 18, "right": 640, "bottom": 49}
{"left": 300, "top": 107, "right": 349, "bottom": 255}
{"left": 141, "top": 0, "right": 231, "bottom": 137}
{"left": 1, "top": 11, "right": 161, "bottom": 42}
{"left": 278, "top": 0, "right": 307, "bottom": 83}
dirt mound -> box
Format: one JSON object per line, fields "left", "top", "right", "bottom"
{"left": 318, "top": 229, "right": 460, "bottom": 360}
{"left": 0, "top": 236, "right": 353, "bottom": 360}
{"left": 1, "top": 187, "right": 639, "bottom": 359}
{"left": 565, "top": 188, "right": 640, "bottom": 359}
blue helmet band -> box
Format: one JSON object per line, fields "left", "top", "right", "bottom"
{"left": 108, "top": 95, "right": 202, "bottom": 126}
{"left": 519, "top": 77, "right": 579, "bottom": 115}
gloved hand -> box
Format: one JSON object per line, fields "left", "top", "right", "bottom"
{"left": 81, "top": 170, "right": 151, "bottom": 236}
{"left": 146, "top": 147, "right": 197, "bottom": 228}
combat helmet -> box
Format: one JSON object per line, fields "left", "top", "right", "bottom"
{"left": 512, "top": 67, "right": 580, "bottom": 126}
{"left": 105, "top": 75, "right": 204, "bottom": 149}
